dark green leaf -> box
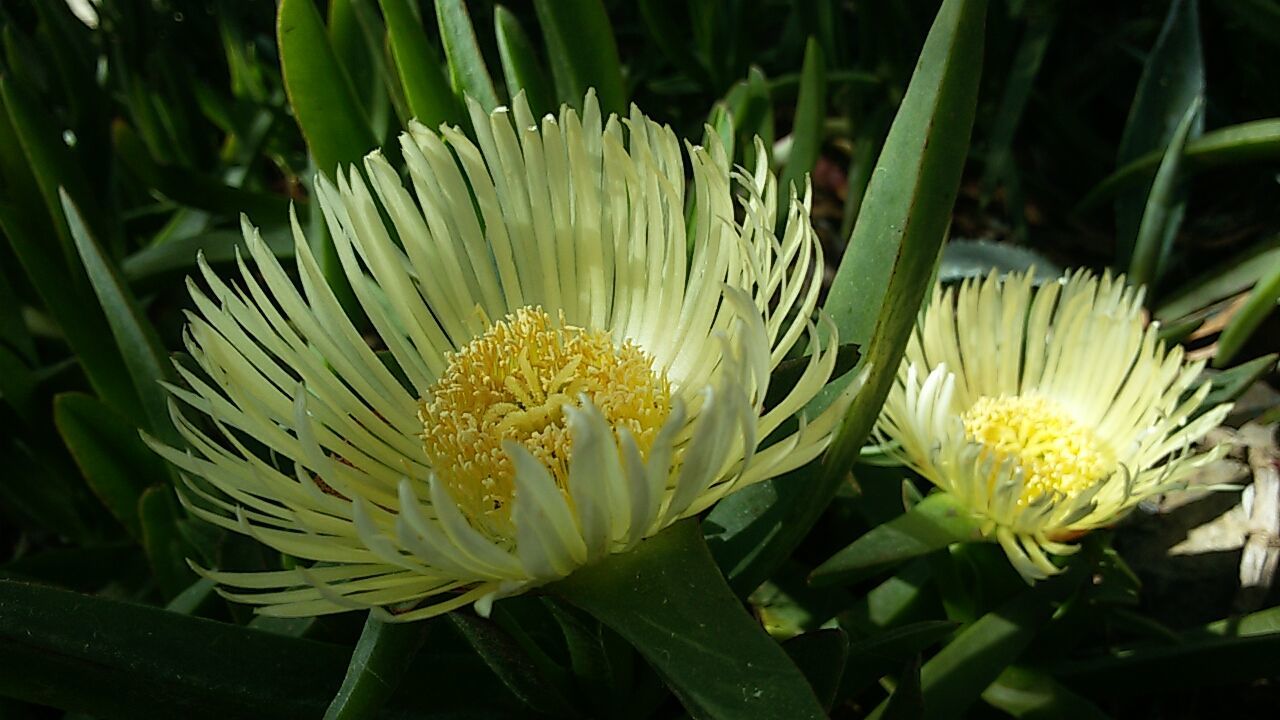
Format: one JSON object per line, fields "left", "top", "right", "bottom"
{"left": 0, "top": 544, "right": 144, "bottom": 593}
{"left": 877, "top": 656, "right": 924, "bottom": 720}
{"left": 1055, "top": 605, "right": 1280, "bottom": 696}
{"left": 494, "top": 5, "right": 554, "bottom": 118}
{"left": 1128, "top": 96, "right": 1201, "bottom": 289}
{"left": 138, "top": 485, "right": 196, "bottom": 599}
{"left": 778, "top": 38, "right": 826, "bottom": 206}
{"left": 1198, "top": 354, "right": 1277, "bottom": 414}
{"left": 1080, "top": 119, "right": 1280, "bottom": 213}
{"left": 533, "top": 0, "right": 626, "bottom": 115}
{"left": 1214, "top": 256, "right": 1280, "bottom": 366}
{"left": 434, "top": 0, "right": 500, "bottom": 112}
{"left": 54, "top": 392, "right": 167, "bottom": 540}
{"left": 839, "top": 621, "right": 958, "bottom": 699}
{"left": 448, "top": 611, "right": 580, "bottom": 717}
{"left": 1113, "top": 0, "right": 1204, "bottom": 268}
{"left": 122, "top": 226, "right": 295, "bottom": 284}
{"left": 277, "top": 0, "right": 372, "bottom": 313}
{"left": 380, "top": 0, "right": 464, "bottom": 129}
{"left": 324, "top": 613, "right": 431, "bottom": 720}
{"left": 782, "top": 628, "right": 849, "bottom": 711}
{"left": 113, "top": 123, "right": 293, "bottom": 221}
{"left": 552, "top": 519, "right": 826, "bottom": 720}
{"left": 1155, "top": 233, "right": 1280, "bottom": 321}
{"left": 872, "top": 569, "right": 1084, "bottom": 719}
{"left": 0, "top": 578, "right": 514, "bottom": 719}
{"left": 278, "top": 0, "right": 378, "bottom": 176}
{"left": 982, "top": 666, "right": 1111, "bottom": 719}
{"left": 811, "top": 494, "right": 987, "bottom": 588}
{"left": 61, "top": 192, "right": 178, "bottom": 445}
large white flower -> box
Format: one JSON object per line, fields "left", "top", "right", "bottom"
{"left": 153, "top": 92, "right": 858, "bottom": 621}
{"left": 876, "top": 270, "right": 1230, "bottom": 581}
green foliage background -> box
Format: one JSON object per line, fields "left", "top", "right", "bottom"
{"left": 1, "top": 0, "right": 1278, "bottom": 718}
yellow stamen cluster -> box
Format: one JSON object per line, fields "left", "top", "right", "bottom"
{"left": 961, "top": 394, "right": 1113, "bottom": 504}
{"left": 421, "top": 307, "right": 671, "bottom": 537}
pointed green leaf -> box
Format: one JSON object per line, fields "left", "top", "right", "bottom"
{"left": 61, "top": 191, "right": 177, "bottom": 446}
{"left": 812, "top": 494, "right": 986, "bottom": 588}
{"left": 448, "top": 611, "right": 580, "bottom": 717}
{"left": 380, "top": 0, "right": 463, "bottom": 129}
{"left": 279, "top": 0, "right": 378, "bottom": 176}
{"left": 1128, "top": 96, "right": 1201, "bottom": 289}
{"left": 138, "top": 486, "right": 196, "bottom": 599}
{"left": 871, "top": 569, "right": 1085, "bottom": 719}
{"left": 782, "top": 628, "right": 849, "bottom": 711}
{"left": 0, "top": 578, "right": 510, "bottom": 718}
{"left": 1214, "top": 256, "right": 1280, "bottom": 367}
{"left": 1199, "top": 354, "right": 1276, "bottom": 412}
{"left": 778, "top": 38, "right": 826, "bottom": 204}
{"left": 434, "top": 0, "right": 500, "bottom": 112}
{"left": 533, "top": 0, "right": 626, "bottom": 115}
{"left": 1055, "top": 605, "right": 1280, "bottom": 696}
{"left": 839, "top": 621, "right": 958, "bottom": 699}
{"left": 54, "top": 392, "right": 167, "bottom": 540}
{"left": 494, "top": 5, "right": 554, "bottom": 118}
{"left": 877, "top": 656, "right": 924, "bottom": 720}
{"left": 983, "top": 666, "right": 1112, "bottom": 719}
{"left": 552, "top": 520, "right": 826, "bottom": 720}
{"left": 1081, "top": 119, "right": 1280, "bottom": 213}
{"left": 705, "top": 0, "right": 987, "bottom": 596}
{"left": 323, "top": 613, "right": 431, "bottom": 720}
{"left": 1113, "top": 0, "right": 1204, "bottom": 267}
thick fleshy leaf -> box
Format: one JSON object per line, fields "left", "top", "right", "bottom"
{"left": 868, "top": 569, "right": 1085, "bottom": 719}
{"left": 278, "top": 0, "right": 376, "bottom": 310}
{"left": 54, "top": 392, "right": 168, "bottom": 540}
{"left": 938, "top": 239, "right": 1061, "bottom": 284}
{"left": 0, "top": 81, "right": 138, "bottom": 419}
{"left": 812, "top": 494, "right": 986, "bottom": 588}
{"left": 552, "top": 519, "right": 826, "bottom": 720}
{"left": 1113, "top": 0, "right": 1203, "bottom": 267}
{"left": 0, "top": 579, "right": 513, "bottom": 719}
{"left": 380, "top": 0, "right": 463, "bottom": 130}
{"left": 533, "top": 0, "right": 626, "bottom": 115}
{"left": 434, "top": 0, "right": 500, "bottom": 112}
{"left": 323, "top": 613, "right": 430, "bottom": 720}
{"left": 448, "top": 611, "right": 581, "bottom": 717}
{"left": 1080, "top": 119, "right": 1280, "bottom": 213}
{"left": 705, "top": 0, "right": 987, "bottom": 596}
{"left": 876, "top": 656, "right": 923, "bottom": 720}
{"left": 1155, "top": 234, "right": 1280, "bottom": 321}
{"left": 838, "top": 620, "right": 957, "bottom": 700}
{"left": 1214, "top": 256, "right": 1280, "bottom": 366}
{"left": 493, "top": 5, "right": 554, "bottom": 118}
{"left": 1054, "top": 605, "right": 1280, "bottom": 696}
{"left": 1197, "top": 353, "right": 1276, "bottom": 416}
{"left": 61, "top": 192, "right": 177, "bottom": 445}
{"left": 981, "top": 666, "right": 1111, "bottom": 719}
{"left": 278, "top": 0, "right": 377, "bottom": 176}
{"left": 138, "top": 486, "right": 196, "bottom": 599}
{"left": 777, "top": 38, "right": 826, "bottom": 205}
{"left": 1127, "top": 96, "right": 1201, "bottom": 289}
{"left": 782, "top": 628, "right": 848, "bottom": 712}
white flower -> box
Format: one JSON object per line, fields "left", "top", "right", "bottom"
{"left": 876, "top": 269, "right": 1230, "bottom": 581}
{"left": 152, "top": 92, "right": 858, "bottom": 621}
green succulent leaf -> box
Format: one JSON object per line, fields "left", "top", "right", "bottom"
{"left": 552, "top": 519, "right": 826, "bottom": 720}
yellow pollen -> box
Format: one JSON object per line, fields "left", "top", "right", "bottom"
{"left": 961, "top": 394, "right": 1112, "bottom": 504}
{"left": 420, "top": 306, "right": 671, "bottom": 538}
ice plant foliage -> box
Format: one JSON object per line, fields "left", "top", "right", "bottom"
{"left": 877, "top": 270, "right": 1231, "bottom": 581}
{"left": 153, "top": 92, "right": 857, "bottom": 621}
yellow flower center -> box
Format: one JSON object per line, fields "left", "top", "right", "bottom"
{"left": 420, "top": 306, "right": 671, "bottom": 537}
{"left": 961, "top": 394, "right": 1112, "bottom": 504}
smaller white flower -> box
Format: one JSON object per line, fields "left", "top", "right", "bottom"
{"left": 876, "top": 269, "right": 1231, "bottom": 581}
